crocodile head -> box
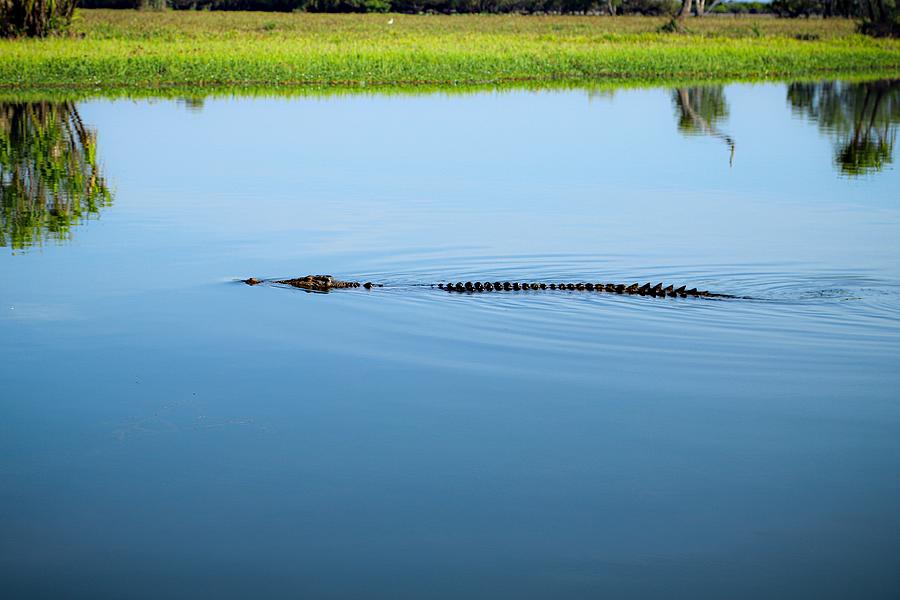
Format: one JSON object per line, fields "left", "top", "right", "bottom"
{"left": 244, "top": 275, "right": 375, "bottom": 291}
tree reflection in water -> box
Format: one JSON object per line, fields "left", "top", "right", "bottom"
{"left": 788, "top": 79, "right": 900, "bottom": 176}
{"left": 0, "top": 102, "right": 112, "bottom": 251}
{"left": 672, "top": 86, "right": 736, "bottom": 166}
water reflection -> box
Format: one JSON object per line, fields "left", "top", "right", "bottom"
{"left": 177, "top": 97, "right": 205, "bottom": 113}
{"left": 2, "top": 80, "right": 897, "bottom": 255}
{"left": 788, "top": 79, "right": 900, "bottom": 176}
{"left": 0, "top": 102, "right": 112, "bottom": 251}
{"left": 672, "top": 86, "right": 736, "bottom": 166}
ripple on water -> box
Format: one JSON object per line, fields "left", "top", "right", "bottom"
{"left": 264, "top": 255, "right": 900, "bottom": 380}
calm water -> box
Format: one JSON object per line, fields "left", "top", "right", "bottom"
{"left": 2, "top": 81, "right": 899, "bottom": 598}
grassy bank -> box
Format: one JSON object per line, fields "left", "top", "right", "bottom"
{"left": 2, "top": 11, "right": 900, "bottom": 89}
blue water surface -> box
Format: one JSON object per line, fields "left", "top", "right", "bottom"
{"left": 1, "top": 81, "right": 899, "bottom": 599}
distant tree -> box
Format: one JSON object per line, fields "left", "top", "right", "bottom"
{"left": 709, "top": 1, "right": 751, "bottom": 13}
{"left": 0, "top": 0, "right": 78, "bottom": 37}
{"left": 0, "top": 103, "right": 113, "bottom": 250}
{"left": 674, "top": 0, "right": 735, "bottom": 16}
{"left": 770, "top": 0, "right": 822, "bottom": 16}
{"left": 768, "top": 0, "right": 897, "bottom": 36}
{"left": 858, "top": 0, "right": 900, "bottom": 36}
{"left": 136, "top": 0, "right": 167, "bottom": 9}
{"left": 626, "top": 0, "right": 677, "bottom": 14}
{"left": 297, "top": 0, "right": 390, "bottom": 11}
{"left": 788, "top": 80, "right": 900, "bottom": 175}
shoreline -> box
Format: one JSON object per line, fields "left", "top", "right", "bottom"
{"left": 3, "top": 71, "right": 900, "bottom": 102}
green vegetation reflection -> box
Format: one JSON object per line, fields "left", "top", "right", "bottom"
{"left": 789, "top": 79, "right": 900, "bottom": 175}
{"left": 0, "top": 102, "right": 112, "bottom": 251}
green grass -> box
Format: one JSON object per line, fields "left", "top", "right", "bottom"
{"left": 2, "top": 11, "right": 900, "bottom": 90}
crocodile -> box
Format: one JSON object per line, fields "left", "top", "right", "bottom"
{"left": 243, "top": 275, "right": 732, "bottom": 298}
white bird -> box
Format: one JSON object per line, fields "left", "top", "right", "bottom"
{"left": 388, "top": 18, "right": 394, "bottom": 25}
